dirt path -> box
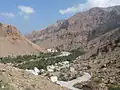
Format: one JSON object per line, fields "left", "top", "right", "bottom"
{"left": 56, "top": 72, "right": 91, "bottom": 90}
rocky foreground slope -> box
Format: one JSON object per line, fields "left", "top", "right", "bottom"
{"left": 71, "top": 46, "right": 120, "bottom": 90}
{"left": 0, "top": 24, "right": 44, "bottom": 57}
{"left": 0, "top": 63, "right": 67, "bottom": 90}
{"left": 26, "top": 5, "right": 120, "bottom": 51}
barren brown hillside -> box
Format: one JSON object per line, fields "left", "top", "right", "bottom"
{"left": 0, "top": 24, "right": 44, "bottom": 57}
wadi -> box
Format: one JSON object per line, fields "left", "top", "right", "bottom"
{"left": 0, "top": 3, "right": 120, "bottom": 90}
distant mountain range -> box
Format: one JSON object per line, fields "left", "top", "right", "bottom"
{"left": 26, "top": 5, "right": 120, "bottom": 52}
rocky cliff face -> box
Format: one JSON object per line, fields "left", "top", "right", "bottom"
{"left": 0, "top": 24, "right": 44, "bottom": 57}
{"left": 26, "top": 5, "right": 120, "bottom": 51}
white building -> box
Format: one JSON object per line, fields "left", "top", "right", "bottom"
{"left": 26, "top": 67, "right": 40, "bottom": 75}
{"left": 47, "top": 48, "right": 58, "bottom": 53}
{"left": 47, "top": 65, "right": 55, "bottom": 72}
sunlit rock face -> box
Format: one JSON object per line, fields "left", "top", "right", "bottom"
{"left": 26, "top": 5, "right": 120, "bottom": 51}
{"left": 0, "top": 24, "right": 20, "bottom": 37}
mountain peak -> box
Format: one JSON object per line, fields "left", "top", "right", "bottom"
{"left": 0, "top": 24, "right": 20, "bottom": 38}
{"left": 0, "top": 23, "right": 44, "bottom": 57}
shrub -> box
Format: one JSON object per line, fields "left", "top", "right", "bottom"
{"left": 0, "top": 22, "right": 2, "bottom": 26}
{"left": 108, "top": 87, "right": 120, "bottom": 90}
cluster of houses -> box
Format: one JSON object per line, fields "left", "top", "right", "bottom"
{"left": 25, "top": 61, "right": 70, "bottom": 76}
{"left": 47, "top": 48, "right": 58, "bottom": 53}
{"left": 47, "top": 61, "right": 70, "bottom": 72}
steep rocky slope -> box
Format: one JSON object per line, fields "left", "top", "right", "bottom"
{"left": 26, "top": 5, "right": 120, "bottom": 51}
{"left": 0, "top": 24, "right": 44, "bottom": 57}
{"left": 72, "top": 42, "right": 120, "bottom": 90}
{"left": 0, "top": 63, "right": 67, "bottom": 90}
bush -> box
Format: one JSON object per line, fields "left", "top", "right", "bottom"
{"left": 16, "top": 59, "right": 47, "bottom": 69}
{"left": 0, "top": 22, "right": 2, "bottom": 26}
{"left": 108, "top": 87, "right": 120, "bottom": 90}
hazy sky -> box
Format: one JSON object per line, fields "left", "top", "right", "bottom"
{"left": 0, "top": 0, "right": 120, "bottom": 34}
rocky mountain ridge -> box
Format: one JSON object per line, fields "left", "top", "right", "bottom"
{"left": 26, "top": 5, "right": 120, "bottom": 51}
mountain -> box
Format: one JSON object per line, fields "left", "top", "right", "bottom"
{"left": 72, "top": 41, "right": 120, "bottom": 90}
{"left": 26, "top": 5, "right": 120, "bottom": 51}
{"left": 0, "top": 23, "right": 44, "bottom": 57}
{"left": 19, "top": 5, "right": 120, "bottom": 90}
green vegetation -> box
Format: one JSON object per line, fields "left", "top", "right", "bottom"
{"left": 16, "top": 59, "right": 47, "bottom": 69}
{"left": 0, "top": 49, "right": 85, "bottom": 70}
{"left": 0, "top": 52, "right": 60, "bottom": 64}
{"left": 108, "top": 87, "right": 120, "bottom": 90}
{"left": 0, "top": 22, "right": 2, "bottom": 26}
